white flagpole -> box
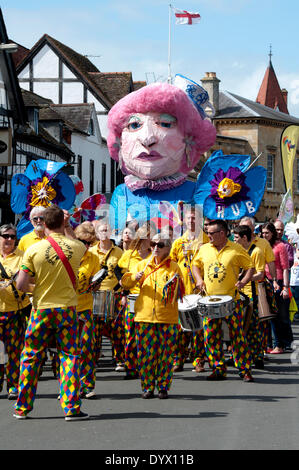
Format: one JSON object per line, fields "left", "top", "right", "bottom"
{"left": 245, "top": 152, "right": 263, "bottom": 171}
{"left": 168, "top": 4, "right": 172, "bottom": 83}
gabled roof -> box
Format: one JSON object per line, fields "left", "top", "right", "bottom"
{"left": 0, "top": 8, "right": 27, "bottom": 124}
{"left": 45, "top": 103, "right": 95, "bottom": 135}
{"left": 256, "top": 59, "right": 288, "bottom": 114}
{"left": 16, "top": 34, "right": 147, "bottom": 110}
{"left": 88, "top": 72, "right": 135, "bottom": 105}
{"left": 216, "top": 90, "right": 299, "bottom": 125}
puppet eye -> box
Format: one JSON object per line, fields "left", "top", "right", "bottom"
{"left": 127, "top": 115, "right": 143, "bottom": 131}
{"left": 157, "top": 113, "right": 177, "bottom": 129}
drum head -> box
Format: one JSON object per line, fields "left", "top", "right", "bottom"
{"left": 199, "top": 295, "right": 232, "bottom": 305}
{"left": 178, "top": 294, "right": 202, "bottom": 311}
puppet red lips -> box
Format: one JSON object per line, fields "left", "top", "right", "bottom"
{"left": 137, "top": 151, "right": 162, "bottom": 161}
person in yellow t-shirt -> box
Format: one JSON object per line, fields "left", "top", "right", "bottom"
{"left": 18, "top": 206, "right": 47, "bottom": 252}
{"left": 74, "top": 223, "right": 100, "bottom": 399}
{"left": 233, "top": 224, "right": 266, "bottom": 369}
{"left": 192, "top": 219, "right": 255, "bottom": 382}
{"left": 0, "top": 224, "right": 31, "bottom": 400}
{"left": 118, "top": 223, "right": 154, "bottom": 379}
{"left": 89, "top": 220, "right": 124, "bottom": 371}
{"left": 14, "top": 205, "right": 88, "bottom": 421}
{"left": 121, "top": 230, "right": 184, "bottom": 399}
{"left": 170, "top": 207, "right": 207, "bottom": 373}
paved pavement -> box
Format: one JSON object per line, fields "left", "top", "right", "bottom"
{"left": 1, "top": 324, "right": 299, "bottom": 452}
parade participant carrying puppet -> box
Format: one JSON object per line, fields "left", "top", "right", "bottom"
{"left": 107, "top": 78, "right": 217, "bottom": 232}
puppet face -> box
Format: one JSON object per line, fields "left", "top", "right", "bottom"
{"left": 119, "top": 112, "right": 186, "bottom": 180}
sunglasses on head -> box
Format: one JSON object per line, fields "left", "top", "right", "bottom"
{"left": 32, "top": 216, "right": 44, "bottom": 222}
{"left": 78, "top": 239, "right": 92, "bottom": 246}
{"left": 0, "top": 234, "right": 16, "bottom": 240}
{"left": 150, "top": 241, "right": 166, "bottom": 249}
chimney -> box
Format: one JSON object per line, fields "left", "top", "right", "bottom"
{"left": 281, "top": 88, "right": 288, "bottom": 107}
{"left": 200, "top": 72, "right": 220, "bottom": 115}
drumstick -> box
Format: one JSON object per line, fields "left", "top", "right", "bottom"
{"left": 141, "top": 253, "right": 154, "bottom": 274}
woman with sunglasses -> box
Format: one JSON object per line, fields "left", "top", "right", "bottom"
{"left": 0, "top": 224, "right": 31, "bottom": 400}
{"left": 73, "top": 222, "right": 100, "bottom": 399}
{"left": 121, "top": 230, "right": 184, "bottom": 399}
{"left": 118, "top": 222, "right": 156, "bottom": 379}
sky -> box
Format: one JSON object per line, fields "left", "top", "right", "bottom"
{"left": 1, "top": 0, "right": 299, "bottom": 116}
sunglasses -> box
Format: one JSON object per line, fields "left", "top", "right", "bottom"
{"left": 32, "top": 216, "right": 44, "bottom": 222}
{"left": 150, "top": 241, "right": 166, "bottom": 249}
{"left": 78, "top": 239, "right": 92, "bottom": 246}
{"left": 0, "top": 234, "right": 16, "bottom": 240}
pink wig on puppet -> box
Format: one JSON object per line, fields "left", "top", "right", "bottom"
{"left": 107, "top": 82, "right": 216, "bottom": 177}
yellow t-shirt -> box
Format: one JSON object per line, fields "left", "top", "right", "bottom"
{"left": 0, "top": 248, "right": 31, "bottom": 312}
{"left": 121, "top": 255, "right": 183, "bottom": 324}
{"left": 18, "top": 230, "right": 46, "bottom": 252}
{"left": 192, "top": 240, "right": 253, "bottom": 300}
{"left": 77, "top": 250, "right": 101, "bottom": 312}
{"left": 89, "top": 243, "right": 123, "bottom": 291}
{"left": 253, "top": 236, "right": 275, "bottom": 264}
{"left": 242, "top": 242, "right": 265, "bottom": 298}
{"left": 21, "top": 233, "right": 86, "bottom": 309}
{"left": 170, "top": 231, "right": 207, "bottom": 295}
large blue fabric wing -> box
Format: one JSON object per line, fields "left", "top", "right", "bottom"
{"left": 193, "top": 150, "right": 251, "bottom": 206}
{"left": 10, "top": 174, "right": 31, "bottom": 213}
{"left": 54, "top": 172, "right": 76, "bottom": 209}
{"left": 203, "top": 166, "right": 267, "bottom": 220}
{"left": 25, "top": 159, "right": 66, "bottom": 181}
{"left": 16, "top": 216, "right": 33, "bottom": 240}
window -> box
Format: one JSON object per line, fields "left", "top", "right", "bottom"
{"left": 102, "top": 163, "right": 106, "bottom": 194}
{"left": 266, "top": 153, "right": 274, "bottom": 190}
{"left": 77, "top": 155, "right": 82, "bottom": 180}
{"left": 90, "top": 159, "right": 94, "bottom": 195}
{"left": 88, "top": 119, "right": 94, "bottom": 135}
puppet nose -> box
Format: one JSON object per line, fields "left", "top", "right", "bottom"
{"left": 139, "top": 120, "right": 158, "bottom": 148}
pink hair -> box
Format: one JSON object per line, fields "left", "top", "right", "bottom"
{"left": 107, "top": 82, "right": 216, "bottom": 175}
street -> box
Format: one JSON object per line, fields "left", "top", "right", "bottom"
{"left": 1, "top": 324, "right": 299, "bottom": 452}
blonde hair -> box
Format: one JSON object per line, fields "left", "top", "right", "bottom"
{"left": 129, "top": 221, "right": 157, "bottom": 252}
{"left": 74, "top": 222, "right": 96, "bottom": 243}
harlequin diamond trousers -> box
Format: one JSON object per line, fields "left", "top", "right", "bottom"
{"left": 203, "top": 301, "right": 252, "bottom": 375}
{"left": 14, "top": 306, "right": 81, "bottom": 417}
{"left": 0, "top": 311, "right": 24, "bottom": 394}
{"left": 136, "top": 322, "right": 178, "bottom": 393}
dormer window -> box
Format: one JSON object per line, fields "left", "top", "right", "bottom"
{"left": 88, "top": 118, "right": 94, "bottom": 135}
{"left": 33, "top": 108, "right": 39, "bottom": 134}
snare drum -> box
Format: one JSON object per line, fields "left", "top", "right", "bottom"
{"left": 198, "top": 295, "right": 234, "bottom": 320}
{"left": 178, "top": 294, "right": 203, "bottom": 332}
{"left": 92, "top": 290, "right": 115, "bottom": 320}
{"left": 127, "top": 294, "right": 138, "bottom": 314}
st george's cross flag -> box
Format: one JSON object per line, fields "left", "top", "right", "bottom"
{"left": 173, "top": 7, "right": 201, "bottom": 25}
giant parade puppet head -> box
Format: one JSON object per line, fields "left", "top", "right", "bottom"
{"left": 107, "top": 77, "right": 217, "bottom": 233}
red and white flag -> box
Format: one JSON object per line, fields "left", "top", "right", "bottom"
{"left": 173, "top": 7, "right": 201, "bottom": 25}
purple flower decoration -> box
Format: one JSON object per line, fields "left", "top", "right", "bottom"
{"left": 209, "top": 167, "right": 250, "bottom": 208}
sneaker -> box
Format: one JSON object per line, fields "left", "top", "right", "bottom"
{"left": 13, "top": 410, "right": 28, "bottom": 420}
{"left": 80, "top": 389, "right": 96, "bottom": 399}
{"left": 173, "top": 364, "right": 184, "bottom": 372}
{"left": 115, "top": 364, "right": 126, "bottom": 372}
{"left": 8, "top": 391, "right": 18, "bottom": 400}
{"left": 192, "top": 362, "right": 205, "bottom": 373}
{"left": 243, "top": 372, "right": 254, "bottom": 382}
{"left": 269, "top": 347, "right": 284, "bottom": 354}
{"left": 142, "top": 390, "right": 154, "bottom": 399}
{"left": 206, "top": 370, "right": 227, "bottom": 381}
{"left": 65, "top": 411, "right": 89, "bottom": 422}
{"left": 158, "top": 390, "right": 168, "bottom": 399}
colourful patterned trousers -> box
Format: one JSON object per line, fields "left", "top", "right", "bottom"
{"left": 14, "top": 306, "right": 81, "bottom": 417}
{"left": 203, "top": 301, "right": 252, "bottom": 376}
{"left": 78, "top": 309, "right": 96, "bottom": 393}
{"left": 124, "top": 300, "right": 138, "bottom": 374}
{"left": 245, "top": 301, "right": 264, "bottom": 362}
{"left": 94, "top": 294, "right": 125, "bottom": 364}
{"left": 136, "top": 322, "right": 178, "bottom": 393}
{"left": 0, "top": 311, "right": 24, "bottom": 394}
{"left": 174, "top": 328, "right": 205, "bottom": 367}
